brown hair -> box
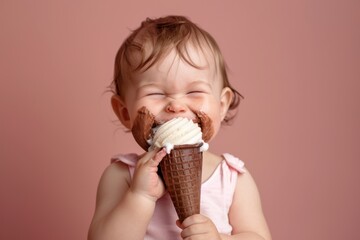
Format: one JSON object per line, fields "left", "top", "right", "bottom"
{"left": 111, "top": 15, "right": 243, "bottom": 123}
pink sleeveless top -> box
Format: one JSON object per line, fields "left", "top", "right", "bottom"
{"left": 111, "top": 153, "right": 245, "bottom": 240}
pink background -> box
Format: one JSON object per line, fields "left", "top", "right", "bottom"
{"left": 1, "top": 0, "right": 359, "bottom": 239}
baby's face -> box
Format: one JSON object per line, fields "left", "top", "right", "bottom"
{"left": 122, "top": 46, "right": 232, "bottom": 142}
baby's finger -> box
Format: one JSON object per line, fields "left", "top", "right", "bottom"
{"left": 150, "top": 148, "right": 167, "bottom": 166}
{"left": 181, "top": 214, "right": 207, "bottom": 228}
{"left": 137, "top": 149, "right": 158, "bottom": 165}
{"left": 176, "top": 220, "right": 184, "bottom": 229}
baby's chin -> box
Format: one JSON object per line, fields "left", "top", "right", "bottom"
{"left": 131, "top": 106, "right": 214, "bottom": 151}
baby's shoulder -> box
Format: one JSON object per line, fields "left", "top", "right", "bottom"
{"left": 101, "top": 160, "right": 131, "bottom": 186}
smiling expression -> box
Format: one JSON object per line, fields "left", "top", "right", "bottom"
{"left": 112, "top": 44, "right": 233, "bottom": 150}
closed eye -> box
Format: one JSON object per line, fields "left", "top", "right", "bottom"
{"left": 147, "top": 93, "right": 165, "bottom": 96}
{"left": 187, "top": 90, "right": 206, "bottom": 95}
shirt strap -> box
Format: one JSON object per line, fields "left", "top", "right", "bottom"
{"left": 222, "top": 153, "right": 246, "bottom": 173}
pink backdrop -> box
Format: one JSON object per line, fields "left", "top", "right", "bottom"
{"left": 1, "top": 0, "right": 359, "bottom": 239}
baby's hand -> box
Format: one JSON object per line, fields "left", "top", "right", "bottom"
{"left": 130, "top": 148, "right": 167, "bottom": 202}
{"left": 177, "top": 214, "right": 221, "bottom": 240}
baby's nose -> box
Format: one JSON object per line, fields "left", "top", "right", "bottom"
{"left": 165, "top": 100, "right": 186, "bottom": 113}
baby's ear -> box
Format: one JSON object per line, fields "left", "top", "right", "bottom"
{"left": 220, "top": 87, "right": 233, "bottom": 121}
{"left": 111, "top": 95, "right": 131, "bottom": 129}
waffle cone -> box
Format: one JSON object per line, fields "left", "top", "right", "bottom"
{"left": 159, "top": 143, "right": 203, "bottom": 222}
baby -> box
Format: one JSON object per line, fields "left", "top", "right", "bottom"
{"left": 88, "top": 15, "right": 271, "bottom": 240}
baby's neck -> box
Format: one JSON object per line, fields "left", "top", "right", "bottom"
{"left": 201, "top": 151, "right": 223, "bottom": 183}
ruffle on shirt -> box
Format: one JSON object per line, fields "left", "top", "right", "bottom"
{"left": 222, "top": 153, "right": 246, "bottom": 173}
{"left": 111, "top": 153, "right": 138, "bottom": 166}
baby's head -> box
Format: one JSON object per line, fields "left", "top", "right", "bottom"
{"left": 111, "top": 15, "right": 242, "bottom": 124}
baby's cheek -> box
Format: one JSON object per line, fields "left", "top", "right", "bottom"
{"left": 133, "top": 102, "right": 163, "bottom": 119}
{"left": 187, "top": 98, "right": 209, "bottom": 112}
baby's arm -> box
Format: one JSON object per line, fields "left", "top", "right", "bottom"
{"left": 88, "top": 149, "right": 167, "bottom": 240}
{"left": 224, "top": 169, "right": 272, "bottom": 240}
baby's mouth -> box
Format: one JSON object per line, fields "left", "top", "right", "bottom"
{"left": 131, "top": 107, "right": 214, "bottom": 151}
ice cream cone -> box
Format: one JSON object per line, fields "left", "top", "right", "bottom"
{"left": 159, "top": 143, "right": 203, "bottom": 222}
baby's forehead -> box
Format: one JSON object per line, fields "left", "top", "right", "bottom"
{"left": 140, "top": 45, "right": 218, "bottom": 76}
{"left": 129, "top": 51, "right": 222, "bottom": 94}
{"left": 140, "top": 39, "right": 219, "bottom": 72}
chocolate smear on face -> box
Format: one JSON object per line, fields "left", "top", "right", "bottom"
{"left": 131, "top": 107, "right": 214, "bottom": 151}
{"left": 131, "top": 106, "right": 155, "bottom": 151}
{"left": 195, "top": 111, "right": 214, "bottom": 142}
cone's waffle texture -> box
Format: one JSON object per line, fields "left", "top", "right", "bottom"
{"left": 159, "top": 143, "right": 203, "bottom": 222}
